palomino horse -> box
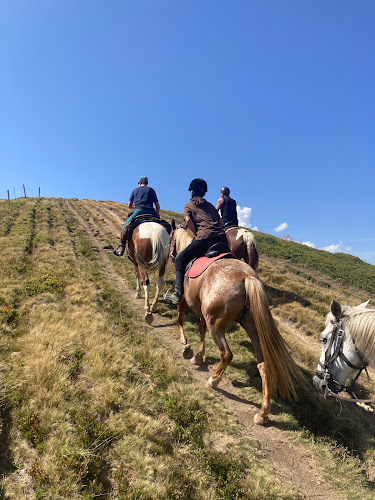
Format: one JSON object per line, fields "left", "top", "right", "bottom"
{"left": 314, "top": 300, "right": 374, "bottom": 400}
{"left": 127, "top": 222, "right": 169, "bottom": 323}
{"left": 225, "top": 226, "right": 258, "bottom": 270}
{"left": 169, "top": 223, "right": 303, "bottom": 425}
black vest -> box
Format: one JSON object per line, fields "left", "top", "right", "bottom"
{"left": 221, "top": 196, "right": 238, "bottom": 226}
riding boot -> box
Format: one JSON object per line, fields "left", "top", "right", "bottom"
{"left": 164, "top": 270, "right": 184, "bottom": 305}
{"left": 113, "top": 243, "right": 125, "bottom": 256}
{"left": 114, "top": 224, "right": 132, "bottom": 256}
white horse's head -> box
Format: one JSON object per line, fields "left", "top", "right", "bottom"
{"left": 313, "top": 300, "right": 369, "bottom": 398}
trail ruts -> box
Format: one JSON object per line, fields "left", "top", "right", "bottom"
{"left": 65, "top": 199, "right": 344, "bottom": 500}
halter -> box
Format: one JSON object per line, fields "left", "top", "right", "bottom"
{"left": 314, "top": 318, "right": 371, "bottom": 402}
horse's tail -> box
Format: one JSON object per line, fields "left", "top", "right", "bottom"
{"left": 136, "top": 223, "right": 169, "bottom": 270}
{"left": 245, "top": 276, "right": 304, "bottom": 399}
{"left": 148, "top": 225, "right": 170, "bottom": 269}
{"left": 241, "top": 229, "right": 259, "bottom": 270}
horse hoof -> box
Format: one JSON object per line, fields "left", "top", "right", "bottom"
{"left": 254, "top": 413, "right": 270, "bottom": 426}
{"left": 207, "top": 376, "right": 221, "bottom": 389}
{"left": 190, "top": 353, "right": 204, "bottom": 365}
{"left": 144, "top": 312, "right": 153, "bottom": 325}
{"left": 135, "top": 293, "right": 142, "bottom": 299}
{"left": 182, "top": 345, "right": 193, "bottom": 359}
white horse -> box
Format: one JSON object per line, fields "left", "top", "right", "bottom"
{"left": 314, "top": 300, "right": 374, "bottom": 399}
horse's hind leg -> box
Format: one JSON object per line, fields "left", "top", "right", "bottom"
{"left": 175, "top": 298, "right": 193, "bottom": 359}
{"left": 239, "top": 310, "right": 271, "bottom": 425}
{"left": 151, "top": 276, "right": 163, "bottom": 313}
{"left": 206, "top": 321, "right": 233, "bottom": 388}
{"left": 151, "top": 260, "right": 167, "bottom": 313}
{"left": 133, "top": 263, "right": 142, "bottom": 299}
{"left": 191, "top": 317, "right": 206, "bottom": 365}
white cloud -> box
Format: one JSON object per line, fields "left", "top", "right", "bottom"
{"left": 237, "top": 206, "right": 252, "bottom": 228}
{"left": 322, "top": 241, "right": 345, "bottom": 253}
{"left": 274, "top": 222, "right": 288, "bottom": 232}
{"left": 302, "top": 241, "right": 316, "bottom": 248}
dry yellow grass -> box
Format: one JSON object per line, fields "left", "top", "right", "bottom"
{"left": 1, "top": 198, "right": 303, "bottom": 499}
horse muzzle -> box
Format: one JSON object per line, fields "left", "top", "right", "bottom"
{"left": 313, "top": 373, "right": 331, "bottom": 400}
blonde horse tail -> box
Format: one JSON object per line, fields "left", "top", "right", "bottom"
{"left": 242, "top": 230, "right": 259, "bottom": 270}
{"left": 245, "top": 276, "right": 304, "bottom": 399}
{"left": 148, "top": 226, "right": 169, "bottom": 269}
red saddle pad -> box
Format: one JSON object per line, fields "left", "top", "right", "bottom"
{"left": 185, "top": 253, "right": 234, "bottom": 278}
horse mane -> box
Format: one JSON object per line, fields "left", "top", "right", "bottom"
{"left": 326, "top": 306, "right": 375, "bottom": 365}
{"left": 175, "top": 226, "right": 193, "bottom": 253}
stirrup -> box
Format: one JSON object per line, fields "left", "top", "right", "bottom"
{"left": 163, "top": 287, "right": 182, "bottom": 305}
{"left": 113, "top": 243, "right": 125, "bottom": 257}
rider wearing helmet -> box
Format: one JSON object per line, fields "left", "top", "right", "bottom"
{"left": 216, "top": 187, "right": 238, "bottom": 227}
{"left": 114, "top": 176, "right": 160, "bottom": 256}
{"left": 127, "top": 176, "right": 160, "bottom": 224}
{"left": 164, "top": 178, "right": 228, "bottom": 305}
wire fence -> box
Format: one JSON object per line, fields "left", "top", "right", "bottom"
{"left": 3, "top": 185, "right": 42, "bottom": 203}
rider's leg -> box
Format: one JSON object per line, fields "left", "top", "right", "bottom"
{"left": 114, "top": 209, "right": 152, "bottom": 256}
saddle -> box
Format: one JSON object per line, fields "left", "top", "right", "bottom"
{"left": 185, "top": 242, "right": 235, "bottom": 280}
{"left": 121, "top": 214, "right": 171, "bottom": 243}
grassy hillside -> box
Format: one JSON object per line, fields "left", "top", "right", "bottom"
{"left": 1, "top": 197, "right": 375, "bottom": 499}
{"left": 254, "top": 231, "right": 375, "bottom": 295}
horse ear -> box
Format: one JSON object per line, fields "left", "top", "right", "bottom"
{"left": 171, "top": 219, "right": 176, "bottom": 230}
{"left": 331, "top": 300, "right": 342, "bottom": 320}
{"left": 357, "top": 300, "right": 370, "bottom": 309}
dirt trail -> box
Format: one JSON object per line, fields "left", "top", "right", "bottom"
{"left": 65, "top": 200, "right": 344, "bottom": 500}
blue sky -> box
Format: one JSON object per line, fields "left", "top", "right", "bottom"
{"left": 1, "top": 1, "right": 374, "bottom": 264}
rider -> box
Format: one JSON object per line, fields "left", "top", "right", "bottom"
{"left": 164, "top": 178, "right": 229, "bottom": 305}
{"left": 114, "top": 176, "right": 160, "bottom": 256}
{"left": 216, "top": 187, "right": 238, "bottom": 227}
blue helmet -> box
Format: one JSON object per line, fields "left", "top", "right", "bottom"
{"left": 138, "top": 176, "right": 148, "bottom": 185}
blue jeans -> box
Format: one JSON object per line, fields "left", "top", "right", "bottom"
{"left": 122, "top": 208, "right": 157, "bottom": 231}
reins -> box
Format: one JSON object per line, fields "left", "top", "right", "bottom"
{"left": 316, "top": 318, "right": 375, "bottom": 405}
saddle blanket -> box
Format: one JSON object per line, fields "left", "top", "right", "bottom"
{"left": 185, "top": 253, "right": 235, "bottom": 279}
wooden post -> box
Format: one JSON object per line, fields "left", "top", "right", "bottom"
{"left": 13, "top": 188, "right": 16, "bottom": 199}
{"left": 23, "top": 184, "right": 26, "bottom": 198}
{"left": 7, "top": 190, "right": 10, "bottom": 204}
{"left": 39, "top": 187, "right": 40, "bottom": 197}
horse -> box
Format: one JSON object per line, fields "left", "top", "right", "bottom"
{"left": 168, "top": 222, "right": 303, "bottom": 425}
{"left": 126, "top": 222, "right": 170, "bottom": 323}
{"left": 314, "top": 300, "right": 375, "bottom": 400}
{"left": 225, "top": 226, "right": 259, "bottom": 270}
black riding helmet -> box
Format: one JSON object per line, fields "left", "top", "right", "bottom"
{"left": 220, "top": 187, "right": 230, "bottom": 196}
{"left": 188, "top": 178, "right": 207, "bottom": 196}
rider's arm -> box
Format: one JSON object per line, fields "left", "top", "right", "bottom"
{"left": 216, "top": 197, "right": 223, "bottom": 212}
{"left": 185, "top": 215, "right": 197, "bottom": 235}
{"left": 155, "top": 201, "right": 160, "bottom": 215}
{"left": 128, "top": 200, "right": 134, "bottom": 209}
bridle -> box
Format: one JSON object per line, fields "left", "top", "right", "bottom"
{"left": 169, "top": 229, "right": 177, "bottom": 263}
{"left": 314, "top": 318, "right": 372, "bottom": 403}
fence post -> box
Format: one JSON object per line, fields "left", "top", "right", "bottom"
{"left": 7, "top": 190, "right": 10, "bottom": 204}
{"left": 23, "top": 184, "right": 26, "bottom": 198}
{"left": 39, "top": 187, "right": 40, "bottom": 197}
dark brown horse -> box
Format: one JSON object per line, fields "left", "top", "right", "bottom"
{"left": 127, "top": 222, "right": 169, "bottom": 323}
{"left": 225, "top": 226, "right": 258, "bottom": 270}
{"left": 169, "top": 224, "right": 303, "bottom": 425}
